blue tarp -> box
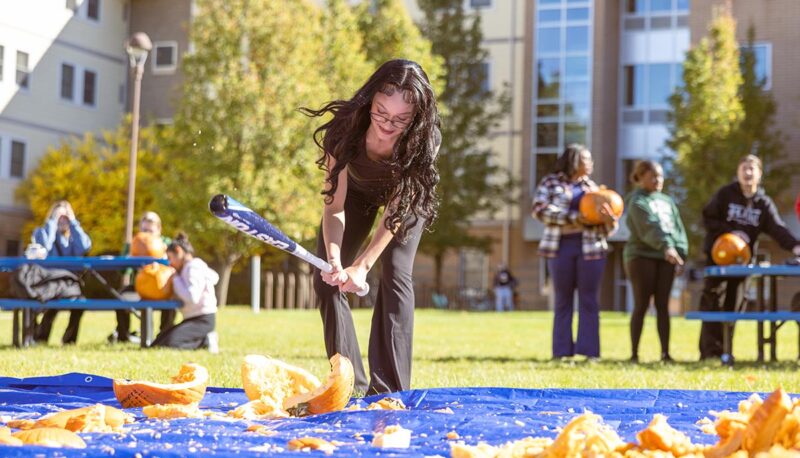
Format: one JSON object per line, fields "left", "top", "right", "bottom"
{"left": 0, "top": 373, "right": 766, "bottom": 457}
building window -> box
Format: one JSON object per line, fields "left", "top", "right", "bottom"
{"left": 625, "top": 0, "right": 690, "bottom": 17}
{"left": 66, "top": 0, "right": 77, "bottom": 11}
{"left": 740, "top": 43, "right": 771, "bottom": 90}
{"left": 623, "top": 65, "right": 644, "bottom": 107}
{"left": 118, "top": 83, "right": 126, "bottom": 105}
{"left": 10, "top": 140, "right": 26, "bottom": 178}
{"left": 83, "top": 70, "right": 96, "bottom": 106}
{"left": 6, "top": 240, "right": 21, "bottom": 257}
{"left": 152, "top": 42, "right": 178, "bottom": 74}
{"left": 469, "top": 0, "right": 492, "bottom": 8}
{"left": 16, "top": 51, "right": 29, "bottom": 89}
{"left": 459, "top": 249, "right": 488, "bottom": 291}
{"left": 0, "top": 46, "right": 4, "bottom": 81}
{"left": 533, "top": 0, "right": 593, "bottom": 190}
{"left": 86, "top": 0, "right": 100, "bottom": 21}
{"left": 61, "top": 63, "right": 75, "bottom": 100}
{"left": 534, "top": 153, "right": 559, "bottom": 186}
{"left": 469, "top": 61, "right": 490, "bottom": 94}
{"left": 647, "top": 63, "right": 672, "bottom": 106}
{"left": 626, "top": 0, "right": 646, "bottom": 14}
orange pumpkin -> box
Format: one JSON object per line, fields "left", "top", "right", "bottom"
{"left": 131, "top": 231, "right": 167, "bottom": 258}
{"left": 578, "top": 187, "right": 624, "bottom": 225}
{"left": 135, "top": 263, "right": 175, "bottom": 300}
{"left": 113, "top": 363, "right": 208, "bottom": 408}
{"left": 712, "top": 233, "right": 751, "bottom": 266}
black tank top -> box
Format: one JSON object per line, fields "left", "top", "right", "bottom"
{"left": 345, "top": 128, "right": 441, "bottom": 206}
{"left": 347, "top": 141, "right": 397, "bottom": 206}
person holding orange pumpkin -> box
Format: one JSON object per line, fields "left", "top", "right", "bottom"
{"left": 108, "top": 211, "right": 173, "bottom": 344}
{"left": 698, "top": 154, "right": 800, "bottom": 360}
{"left": 151, "top": 232, "right": 219, "bottom": 350}
{"left": 532, "top": 144, "right": 619, "bottom": 359}
{"left": 623, "top": 160, "right": 687, "bottom": 363}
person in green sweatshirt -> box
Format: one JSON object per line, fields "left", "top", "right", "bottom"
{"left": 623, "top": 160, "right": 688, "bottom": 362}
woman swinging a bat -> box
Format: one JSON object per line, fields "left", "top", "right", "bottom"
{"left": 301, "top": 59, "right": 441, "bottom": 395}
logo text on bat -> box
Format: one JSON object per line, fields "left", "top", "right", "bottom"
{"left": 220, "top": 214, "right": 291, "bottom": 250}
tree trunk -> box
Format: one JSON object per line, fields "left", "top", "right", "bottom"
{"left": 434, "top": 252, "right": 444, "bottom": 293}
{"left": 217, "top": 254, "right": 240, "bottom": 307}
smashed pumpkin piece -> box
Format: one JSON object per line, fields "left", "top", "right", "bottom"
{"left": 0, "top": 427, "right": 22, "bottom": 446}
{"left": 228, "top": 399, "right": 288, "bottom": 420}
{"left": 548, "top": 412, "right": 626, "bottom": 456}
{"left": 366, "top": 397, "right": 407, "bottom": 411}
{"left": 284, "top": 354, "right": 355, "bottom": 416}
{"left": 742, "top": 387, "right": 793, "bottom": 454}
{"left": 371, "top": 425, "right": 412, "bottom": 449}
{"left": 246, "top": 424, "right": 278, "bottom": 437}
{"left": 36, "top": 404, "right": 132, "bottom": 432}
{"left": 287, "top": 436, "right": 336, "bottom": 452}
{"left": 113, "top": 363, "right": 208, "bottom": 408}
{"left": 241, "top": 355, "right": 320, "bottom": 403}
{"left": 142, "top": 402, "right": 203, "bottom": 419}
{"left": 4, "top": 419, "right": 35, "bottom": 430}
{"left": 240, "top": 353, "right": 354, "bottom": 417}
{"left": 636, "top": 414, "right": 697, "bottom": 456}
{"left": 12, "top": 427, "right": 86, "bottom": 448}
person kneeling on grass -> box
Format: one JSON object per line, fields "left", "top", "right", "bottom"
{"left": 151, "top": 232, "right": 219, "bottom": 351}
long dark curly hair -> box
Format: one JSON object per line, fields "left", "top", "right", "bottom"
{"left": 300, "top": 59, "right": 441, "bottom": 242}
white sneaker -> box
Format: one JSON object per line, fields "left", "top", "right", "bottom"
{"left": 207, "top": 331, "right": 219, "bottom": 354}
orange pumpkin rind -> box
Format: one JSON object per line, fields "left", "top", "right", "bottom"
{"left": 113, "top": 363, "right": 208, "bottom": 408}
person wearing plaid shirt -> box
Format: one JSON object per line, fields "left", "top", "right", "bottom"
{"left": 532, "top": 144, "right": 618, "bottom": 359}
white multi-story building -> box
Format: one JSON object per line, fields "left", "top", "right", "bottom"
{"left": 0, "top": 0, "right": 130, "bottom": 254}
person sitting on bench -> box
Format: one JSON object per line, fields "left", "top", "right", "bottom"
{"left": 32, "top": 200, "right": 92, "bottom": 345}
{"left": 151, "top": 232, "right": 219, "bottom": 351}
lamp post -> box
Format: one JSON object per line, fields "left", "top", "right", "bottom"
{"left": 124, "top": 32, "right": 152, "bottom": 250}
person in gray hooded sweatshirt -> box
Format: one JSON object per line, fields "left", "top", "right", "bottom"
{"left": 152, "top": 232, "right": 219, "bottom": 350}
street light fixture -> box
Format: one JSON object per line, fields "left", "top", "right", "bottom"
{"left": 124, "top": 32, "right": 152, "bottom": 252}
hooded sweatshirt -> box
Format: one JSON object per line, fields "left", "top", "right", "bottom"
{"left": 172, "top": 257, "right": 220, "bottom": 319}
{"left": 702, "top": 182, "right": 798, "bottom": 256}
{"left": 624, "top": 188, "right": 688, "bottom": 263}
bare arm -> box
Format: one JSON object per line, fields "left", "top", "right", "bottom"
{"left": 320, "top": 156, "right": 349, "bottom": 286}
{"left": 340, "top": 200, "right": 399, "bottom": 294}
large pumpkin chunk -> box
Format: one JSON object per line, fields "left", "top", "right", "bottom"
{"left": 113, "top": 363, "right": 208, "bottom": 408}
{"left": 12, "top": 427, "right": 86, "bottom": 448}
{"left": 239, "top": 354, "right": 354, "bottom": 417}
{"left": 241, "top": 355, "right": 320, "bottom": 404}
{"left": 285, "top": 354, "right": 355, "bottom": 416}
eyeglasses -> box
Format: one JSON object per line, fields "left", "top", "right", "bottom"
{"left": 370, "top": 112, "right": 411, "bottom": 129}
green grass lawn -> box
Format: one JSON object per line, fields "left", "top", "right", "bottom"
{"left": 1, "top": 308, "right": 799, "bottom": 393}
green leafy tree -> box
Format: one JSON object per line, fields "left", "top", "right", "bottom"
{"left": 415, "top": 0, "right": 514, "bottom": 291}
{"left": 161, "top": 0, "right": 372, "bottom": 305}
{"left": 667, "top": 5, "right": 743, "bottom": 254}
{"left": 734, "top": 26, "right": 796, "bottom": 206}
{"left": 355, "top": 0, "right": 445, "bottom": 95}
{"left": 15, "top": 118, "right": 168, "bottom": 255}
{"left": 323, "top": 0, "right": 373, "bottom": 98}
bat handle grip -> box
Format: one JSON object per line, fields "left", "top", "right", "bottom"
{"left": 321, "top": 262, "right": 370, "bottom": 297}
{"left": 339, "top": 272, "right": 371, "bottom": 297}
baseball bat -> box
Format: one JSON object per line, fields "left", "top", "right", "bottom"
{"left": 208, "top": 194, "right": 369, "bottom": 297}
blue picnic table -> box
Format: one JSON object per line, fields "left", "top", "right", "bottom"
{"left": 685, "top": 263, "right": 800, "bottom": 364}
{"left": 0, "top": 256, "right": 181, "bottom": 348}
